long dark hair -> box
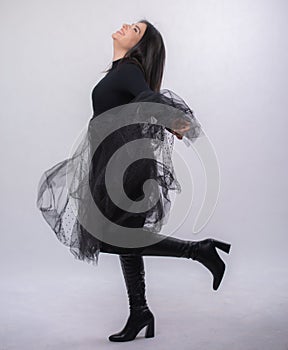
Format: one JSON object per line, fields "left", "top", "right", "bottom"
{"left": 103, "top": 19, "right": 166, "bottom": 92}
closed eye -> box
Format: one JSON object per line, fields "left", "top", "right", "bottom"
{"left": 131, "top": 23, "right": 140, "bottom": 34}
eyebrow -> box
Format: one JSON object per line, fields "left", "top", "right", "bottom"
{"left": 132, "top": 23, "right": 141, "bottom": 34}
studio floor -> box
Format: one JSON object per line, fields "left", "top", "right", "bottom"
{"left": 1, "top": 250, "right": 287, "bottom": 350}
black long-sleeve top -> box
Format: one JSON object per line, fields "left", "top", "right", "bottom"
{"left": 91, "top": 58, "right": 152, "bottom": 117}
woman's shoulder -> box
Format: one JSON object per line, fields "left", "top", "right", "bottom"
{"left": 117, "top": 58, "right": 145, "bottom": 75}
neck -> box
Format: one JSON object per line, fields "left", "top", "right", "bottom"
{"left": 112, "top": 45, "right": 128, "bottom": 62}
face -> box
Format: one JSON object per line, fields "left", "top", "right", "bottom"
{"left": 112, "top": 22, "right": 147, "bottom": 50}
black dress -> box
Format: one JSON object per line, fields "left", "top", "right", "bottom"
{"left": 36, "top": 57, "right": 203, "bottom": 265}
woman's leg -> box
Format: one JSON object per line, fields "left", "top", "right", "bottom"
{"left": 118, "top": 254, "right": 149, "bottom": 312}
{"left": 108, "top": 254, "right": 154, "bottom": 342}
{"left": 106, "top": 233, "right": 231, "bottom": 342}
{"left": 99, "top": 233, "right": 194, "bottom": 258}
{"left": 100, "top": 233, "right": 231, "bottom": 291}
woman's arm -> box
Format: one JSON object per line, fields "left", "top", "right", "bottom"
{"left": 118, "top": 62, "right": 191, "bottom": 140}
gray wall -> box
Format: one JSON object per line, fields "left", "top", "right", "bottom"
{"left": 1, "top": 0, "right": 287, "bottom": 267}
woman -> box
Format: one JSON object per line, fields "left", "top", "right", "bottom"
{"left": 37, "top": 19, "right": 231, "bottom": 342}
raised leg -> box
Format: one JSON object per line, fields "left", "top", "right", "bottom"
{"left": 99, "top": 233, "right": 192, "bottom": 258}
{"left": 100, "top": 233, "right": 231, "bottom": 291}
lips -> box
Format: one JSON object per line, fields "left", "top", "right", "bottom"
{"left": 117, "top": 29, "right": 125, "bottom": 35}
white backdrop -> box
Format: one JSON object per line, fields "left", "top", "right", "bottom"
{"left": 1, "top": 0, "right": 287, "bottom": 349}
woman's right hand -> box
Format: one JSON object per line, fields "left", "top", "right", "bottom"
{"left": 166, "top": 119, "right": 191, "bottom": 140}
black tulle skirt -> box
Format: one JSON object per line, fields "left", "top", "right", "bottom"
{"left": 36, "top": 89, "right": 203, "bottom": 266}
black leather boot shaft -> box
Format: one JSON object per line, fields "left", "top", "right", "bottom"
{"left": 119, "top": 255, "right": 148, "bottom": 311}
{"left": 108, "top": 254, "right": 155, "bottom": 342}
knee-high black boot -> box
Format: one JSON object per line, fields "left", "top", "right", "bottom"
{"left": 100, "top": 235, "right": 231, "bottom": 291}
{"left": 139, "top": 236, "right": 231, "bottom": 291}
{"left": 108, "top": 255, "right": 154, "bottom": 342}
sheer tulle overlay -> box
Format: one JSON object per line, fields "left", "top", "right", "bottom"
{"left": 36, "top": 89, "right": 203, "bottom": 265}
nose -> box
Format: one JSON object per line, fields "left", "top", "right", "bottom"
{"left": 122, "top": 23, "right": 130, "bottom": 30}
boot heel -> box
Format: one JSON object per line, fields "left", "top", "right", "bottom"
{"left": 145, "top": 318, "right": 155, "bottom": 338}
{"left": 213, "top": 240, "right": 231, "bottom": 254}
